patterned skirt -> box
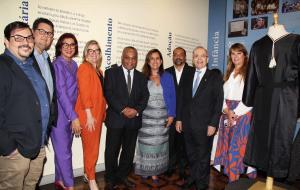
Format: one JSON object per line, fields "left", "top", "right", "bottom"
{"left": 134, "top": 94, "right": 169, "bottom": 176}
{"left": 214, "top": 99, "right": 256, "bottom": 182}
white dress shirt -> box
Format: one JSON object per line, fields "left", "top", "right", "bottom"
{"left": 175, "top": 67, "right": 183, "bottom": 85}
{"left": 223, "top": 71, "right": 252, "bottom": 116}
{"left": 122, "top": 65, "right": 134, "bottom": 90}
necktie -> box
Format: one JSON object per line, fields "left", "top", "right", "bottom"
{"left": 127, "top": 69, "right": 131, "bottom": 94}
{"left": 192, "top": 70, "right": 201, "bottom": 97}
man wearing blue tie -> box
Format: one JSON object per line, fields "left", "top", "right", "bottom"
{"left": 176, "top": 46, "right": 223, "bottom": 190}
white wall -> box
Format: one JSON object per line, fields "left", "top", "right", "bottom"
{"left": 0, "top": 0, "right": 209, "bottom": 185}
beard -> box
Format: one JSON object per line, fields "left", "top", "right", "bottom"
{"left": 174, "top": 59, "right": 184, "bottom": 65}
{"left": 18, "top": 45, "right": 33, "bottom": 57}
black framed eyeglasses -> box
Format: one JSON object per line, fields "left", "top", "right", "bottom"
{"left": 62, "top": 43, "right": 77, "bottom": 49}
{"left": 10, "top": 35, "right": 34, "bottom": 43}
{"left": 36, "top": 28, "right": 54, "bottom": 38}
{"left": 87, "top": 49, "right": 101, "bottom": 54}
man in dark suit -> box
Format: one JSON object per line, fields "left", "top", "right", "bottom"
{"left": 32, "top": 17, "right": 58, "bottom": 142}
{"left": 104, "top": 46, "right": 149, "bottom": 189}
{"left": 0, "top": 21, "right": 51, "bottom": 190}
{"left": 165, "top": 47, "right": 193, "bottom": 179}
{"left": 176, "top": 46, "right": 223, "bottom": 190}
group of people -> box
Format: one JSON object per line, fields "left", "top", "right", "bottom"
{"left": 282, "top": 0, "right": 300, "bottom": 13}
{"left": 0, "top": 18, "right": 257, "bottom": 190}
{"left": 0, "top": 18, "right": 106, "bottom": 190}
{"left": 251, "top": 0, "right": 279, "bottom": 15}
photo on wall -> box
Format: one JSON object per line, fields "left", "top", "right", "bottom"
{"left": 282, "top": 0, "right": 300, "bottom": 13}
{"left": 228, "top": 19, "right": 248, "bottom": 37}
{"left": 233, "top": 0, "right": 249, "bottom": 18}
{"left": 251, "top": 0, "right": 279, "bottom": 15}
{"left": 251, "top": 16, "right": 268, "bottom": 30}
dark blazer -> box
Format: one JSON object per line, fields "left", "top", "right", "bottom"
{"left": 32, "top": 53, "right": 58, "bottom": 141}
{"left": 104, "top": 66, "right": 149, "bottom": 129}
{"left": 0, "top": 54, "right": 42, "bottom": 158}
{"left": 177, "top": 68, "right": 223, "bottom": 129}
{"left": 165, "top": 63, "right": 194, "bottom": 119}
{"left": 166, "top": 63, "right": 193, "bottom": 95}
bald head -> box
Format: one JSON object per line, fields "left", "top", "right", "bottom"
{"left": 192, "top": 46, "right": 208, "bottom": 70}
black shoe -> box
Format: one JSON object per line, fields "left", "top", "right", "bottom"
{"left": 164, "top": 169, "right": 174, "bottom": 177}
{"left": 196, "top": 186, "right": 208, "bottom": 190}
{"left": 182, "top": 177, "right": 195, "bottom": 189}
{"left": 83, "top": 173, "right": 88, "bottom": 183}
{"left": 105, "top": 182, "right": 116, "bottom": 190}
{"left": 195, "top": 181, "right": 208, "bottom": 190}
{"left": 179, "top": 171, "right": 187, "bottom": 180}
{"left": 120, "top": 179, "right": 135, "bottom": 188}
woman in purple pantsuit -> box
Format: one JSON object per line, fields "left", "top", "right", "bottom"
{"left": 51, "top": 33, "right": 81, "bottom": 190}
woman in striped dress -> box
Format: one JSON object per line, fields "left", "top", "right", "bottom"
{"left": 135, "top": 49, "right": 176, "bottom": 184}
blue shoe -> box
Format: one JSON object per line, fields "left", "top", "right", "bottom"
{"left": 152, "top": 178, "right": 159, "bottom": 185}
{"left": 141, "top": 176, "right": 148, "bottom": 182}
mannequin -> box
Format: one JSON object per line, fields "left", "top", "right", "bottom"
{"left": 267, "top": 13, "right": 289, "bottom": 41}
{"left": 243, "top": 12, "right": 300, "bottom": 190}
{"left": 267, "top": 13, "right": 289, "bottom": 68}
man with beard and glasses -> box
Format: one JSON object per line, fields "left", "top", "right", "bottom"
{"left": 165, "top": 47, "right": 193, "bottom": 180}
{"left": 0, "top": 21, "right": 50, "bottom": 190}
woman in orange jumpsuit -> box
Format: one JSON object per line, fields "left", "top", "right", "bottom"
{"left": 75, "top": 40, "right": 106, "bottom": 190}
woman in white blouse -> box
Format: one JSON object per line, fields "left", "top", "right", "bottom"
{"left": 213, "top": 43, "right": 256, "bottom": 182}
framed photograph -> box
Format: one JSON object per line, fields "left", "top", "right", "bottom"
{"left": 282, "top": 0, "right": 300, "bottom": 13}
{"left": 228, "top": 20, "right": 248, "bottom": 37}
{"left": 251, "top": 16, "right": 268, "bottom": 30}
{"left": 233, "top": 0, "right": 249, "bottom": 18}
{"left": 251, "top": 0, "right": 279, "bottom": 16}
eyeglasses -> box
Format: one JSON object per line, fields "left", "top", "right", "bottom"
{"left": 10, "top": 35, "right": 34, "bottom": 43}
{"left": 87, "top": 48, "right": 101, "bottom": 54}
{"left": 62, "top": 43, "right": 77, "bottom": 49}
{"left": 36, "top": 28, "right": 54, "bottom": 38}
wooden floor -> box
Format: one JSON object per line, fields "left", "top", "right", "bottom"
{"left": 39, "top": 167, "right": 300, "bottom": 190}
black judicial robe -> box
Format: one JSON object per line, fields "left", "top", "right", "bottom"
{"left": 242, "top": 34, "right": 300, "bottom": 178}
{"left": 288, "top": 131, "right": 300, "bottom": 181}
